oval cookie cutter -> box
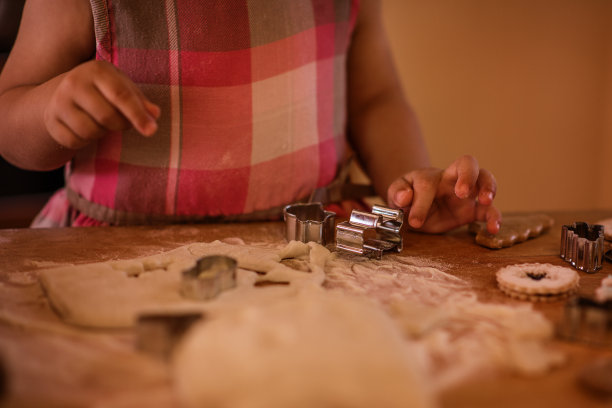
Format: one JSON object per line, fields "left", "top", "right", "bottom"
{"left": 181, "top": 255, "right": 237, "bottom": 300}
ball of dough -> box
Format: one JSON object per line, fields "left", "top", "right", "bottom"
{"left": 173, "top": 288, "right": 435, "bottom": 408}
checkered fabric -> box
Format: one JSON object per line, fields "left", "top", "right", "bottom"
{"left": 33, "top": 0, "right": 359, "bottom": 227}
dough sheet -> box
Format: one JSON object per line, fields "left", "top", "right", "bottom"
{"left": 37, "top": 239, "right": 565, "bottom": 407}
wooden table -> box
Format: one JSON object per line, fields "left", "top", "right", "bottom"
{"left": 1, "top": 211, "right": 611, "bottom": 408}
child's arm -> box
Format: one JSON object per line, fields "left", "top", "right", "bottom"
{"left": 0, "top": 0, "right": 159, "bottom": 171}
{"left": 347, "top": 0, "right": 500, "bottom": 234}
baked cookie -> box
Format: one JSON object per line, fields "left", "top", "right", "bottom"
{"left": 469, "top": 214, "right": 554, "bottom": 249}
{"left": 496, "top": 263, "right": 579, "bottom": 302}
{"left": 498, "top": 285, "right": 575, "bottom": 303}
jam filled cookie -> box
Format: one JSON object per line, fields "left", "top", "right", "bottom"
{"left": 496, "top": 263, "right": 579, "bottom": 302}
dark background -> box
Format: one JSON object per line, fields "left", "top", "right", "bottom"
{"left": 1, "top": 0, "right": 63, "bottom": 228}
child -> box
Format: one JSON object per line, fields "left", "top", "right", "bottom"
{"left": 0, "top": 0, "right": 500, "bottom": 234}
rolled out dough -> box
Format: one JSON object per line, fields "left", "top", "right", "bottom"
{"left": 38, "top": 240, "right": 325, "bottom": 328}
{"left": 37, "top": 238, "right": 565, "bottom": 405}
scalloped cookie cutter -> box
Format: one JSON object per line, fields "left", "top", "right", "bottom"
{"left": 560, "top": 222, "right": 604, "bottom": 273}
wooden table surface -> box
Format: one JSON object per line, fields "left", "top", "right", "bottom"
{"left": 0, "top": 210, "right": 611, "bottom": 408}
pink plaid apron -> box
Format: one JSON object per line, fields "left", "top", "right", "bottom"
{"left": 33, "top": 0, "right": 359, "bottom": 227}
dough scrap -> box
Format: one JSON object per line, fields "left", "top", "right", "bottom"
{"left": 469, "top": 214, "right": 554, "bottom": 249}
{"left": 389, "top": 296, "right": 565, "bottom": 387}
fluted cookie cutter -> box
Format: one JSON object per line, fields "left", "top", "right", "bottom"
{"left": 560, "top": 222, "right": 604, "bottom": 273}
{"left": 181, "top": 255, "right": 237, "bottom": 300}
{"left": 283, "top": 202, "right": 335, "bottom": 246}
{"left": 336, "top": 205, "right": 404, "bottom": 259}
{"left": 136, "top": 311, "right": 204, "bottom": 359}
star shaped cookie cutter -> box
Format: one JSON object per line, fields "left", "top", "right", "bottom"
{"left": 335, "top": 205, "right": 405, "bottom": 259}
{"left": 181, "top": 255, "right": 238, "bottom": 300}
{"left": 560, "top": 222, "right": 604, "bottom": 273}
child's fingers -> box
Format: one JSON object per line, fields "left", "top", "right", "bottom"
{"left": 475, "top": 203, "right": 502, "bottom": 234}
{"left": 476, "top": 168, "right": 497, "bottom": 206}
{"left": 74, "top": 84, "right": 132, "bottom": 132}
{"left": 45, "top": 115, "right": 88, "bottom": 150}
{"left": 404, "top": 171, "right": 440, "bottom": 229}
{"left": 93, "top": 66, "right": 158, "bottom": 136}
{"left": 443, "top": 155, "right": 497, "bottom": 204}
{"left": 485, "top": 205, "right": 502, "bottom": 234}
{"left": 387, "top": 177, "right": 414, "bottom": 208}
{"left": 144, "top": 99, "right": 161, "bottom": 119}
{"left": 442, "top": 155, "right": 480, "bottom": 199}
{"left": 57, "top": 104, "right": 108, "bottom": 145}
{"left": 473, "top": 189, "right": 502, "bottom": 234}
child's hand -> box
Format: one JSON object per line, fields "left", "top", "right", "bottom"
{"left": 43, "top": 60, "right": 160, "bottom": 150}
{"left": 387, "top": 155, "right": 501, "bottom": 234}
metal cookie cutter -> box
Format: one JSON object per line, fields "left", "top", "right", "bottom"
{"left": 283, "top": 202, "right": 335, "bottom": 245}
{"left": 560, "top": 222, "right": 604, "bottom": 273}
{"left": 181, "top": 255, "right": 237, "bottom": 300}
{"left": 136, "top": 311, "right": 204, "bottom": 360}
{"left": 336, "top": 205, "right": 404, "bottom": 259}
{"left": 557, "top": 296, "right": 612, "bottom": 347}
